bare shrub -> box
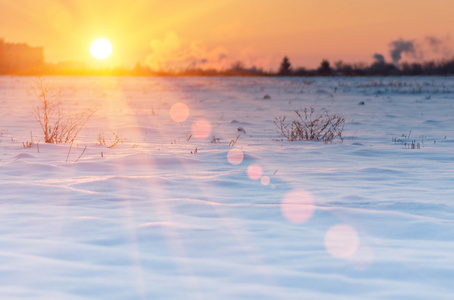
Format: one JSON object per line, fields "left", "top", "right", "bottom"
{"left": 33, "top": 78, "right": 96, "bottom": 144}
{"left": 274, "top": 107, "right": 344, "bottom": 143}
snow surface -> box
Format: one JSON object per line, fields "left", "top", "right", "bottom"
{"left": 1, "top": 76, "right": 453, "bottom": 299}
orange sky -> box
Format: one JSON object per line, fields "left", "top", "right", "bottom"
{"left": 1, "top": 0, "right": 453, "bottom": 70}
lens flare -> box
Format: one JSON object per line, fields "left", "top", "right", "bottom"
{"left": 325, "top": 224, "right": 359, "bottom": 259}
{"left": 227, "top": 148, "right": 244, "bottom": 165}
{"left": 247, "top": 164, "right": 263, "bottom": 180}
{"left": 281, "top": 189, "right": 315, "bottom": 224}
{"left": 170, "top": 102, "right": 189, "bottom": 122}
{"left": 260, "top": 176, "right": 270, "bottom": 186}
{"left": 191, "top": 120, "right": 211, "bottom": 139}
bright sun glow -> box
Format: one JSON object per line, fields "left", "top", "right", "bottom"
{"left": 90, "top": 39, "right": 112, "bottom": 59}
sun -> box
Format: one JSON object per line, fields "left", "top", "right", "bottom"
{"left": 90, "top": 39, "right": 112, "bottom": 59}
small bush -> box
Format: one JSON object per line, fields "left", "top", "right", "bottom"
{"left": 274, "top": 107, "right": 344, "bottom": 143}
{"left": 33, "top": 78, "right": 96, "bottom": 144}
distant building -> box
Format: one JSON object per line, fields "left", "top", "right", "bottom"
{"left": 0, "top": 39, "right": 44, "bottom": 74}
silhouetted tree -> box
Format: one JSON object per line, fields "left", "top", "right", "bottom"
{"left": 278, "top": 56, "right": 292, "bottom": 75}
{"left": 333, "top": 60, "right": 355, "bottom": 76}
{"left": 225, "top": 61, "right": 266, "bottom": 76}
{"left": 230, "top": 61, "right": 245, "bottom": 72}
{"left": 318, "top": 59, "right": 332, "bottom": 76}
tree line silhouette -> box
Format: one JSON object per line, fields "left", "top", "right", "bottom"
{"left": 56, "top": 56, "right": 454, "bottom": 76}
{"left": 2, "top": 38, "right": 454, "bottom": 76}
{"left": 52, "top": 56, "right": 454, "bottom": 76}
{"left": 275, "top": 56, "right": 454, "bottom": 76}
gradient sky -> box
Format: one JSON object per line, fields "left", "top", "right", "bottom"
{"left": 1, "top": 0, "right": 453, "bottom": 70}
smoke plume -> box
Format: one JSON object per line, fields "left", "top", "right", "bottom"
{"left": 386, "top": 36, "right": 452, "bottom": 66}
{"left": 389, "top": 39, "right": 416, "bottom": 65}
{"left": 145, "top": 32, "right": 229, "bottom": 71}
{"left": 425, "top": 36, "right": 442, "bottom": 50}
{"left": 425, "top": 35, "right": 452, "bottom": 57}
{"left": 373, "top": 53, "right": 385, "bottom": 64}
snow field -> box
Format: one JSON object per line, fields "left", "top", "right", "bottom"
{"left": 1, "top": 76, "right": 453, "bottom": 299}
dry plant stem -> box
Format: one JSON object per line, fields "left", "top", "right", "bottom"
{"left": 98, "top": 131, "right": 125, "bottom": 148}
{"left": 107, "top": 131, "right": 124, "bottom": 148}
{"left": 66, "top": 141, "right": 74, "bottom": 162}
{"left": 229, "top": 135, "right": 240, "bottom": 146}
{"left": 180, "top": 122, "right": 192, "bottom": 141}
{"left": 97, "top": 132, "right": 107, "bottom": 145}
{"left": 22, "top": 132, "right": 35, "bottom": 148}
{"left": 211, "top": 136, "right": 220, "bottom": 143}
{"left": 75, "top": 146, "right": 87, "bottom": 162}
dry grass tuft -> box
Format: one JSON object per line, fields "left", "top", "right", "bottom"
{"left": 97, "top": 131, "right": 126, "bottom": 148}
{"left": 274, "top": 107, "right": 344, "bottom": 143}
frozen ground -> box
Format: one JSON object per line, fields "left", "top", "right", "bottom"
{"left": 0, "top": 76, "right": 453, "bottom": 299}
